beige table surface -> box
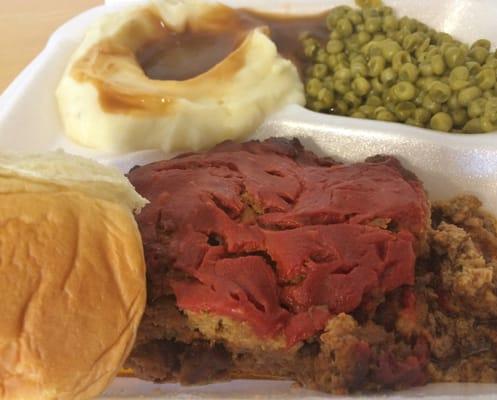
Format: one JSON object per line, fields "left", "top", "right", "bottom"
{"left": 0, "top": 0, "right": 101, "bottom": 92}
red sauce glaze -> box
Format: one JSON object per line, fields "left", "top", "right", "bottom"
{"left": 128, "top": 138, "right": 429, "bottom": 346}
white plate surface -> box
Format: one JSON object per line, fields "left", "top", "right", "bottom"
{"left": 1, "top": 0, "right": 497, "bottom": 398}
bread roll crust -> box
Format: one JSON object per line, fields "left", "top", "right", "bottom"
{"left": 0, "top": 190, "right": 146, "bottom": 400}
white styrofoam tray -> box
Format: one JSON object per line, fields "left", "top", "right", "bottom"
{"left": 2, "top": 0, "right": 497, "bottom": 398}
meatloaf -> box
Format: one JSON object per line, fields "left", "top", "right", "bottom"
{"left": 126, "top": 138, "right": 497, "bottom": 393}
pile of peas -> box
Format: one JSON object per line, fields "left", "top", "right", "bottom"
{"left": 302, "top": 4, "right": 497, "bottom": 133}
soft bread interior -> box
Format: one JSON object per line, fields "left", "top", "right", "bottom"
{"left": 0, "top": 151, "right": 147, "bottom": 211}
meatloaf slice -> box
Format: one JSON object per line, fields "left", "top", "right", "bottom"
{"left": 126, "top": 138, "right": 431, "bottom": 393}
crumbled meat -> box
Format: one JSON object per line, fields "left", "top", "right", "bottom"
{"left": 126, "top": 142, "right": 497, "bottom": 394}
{"left": 414, "top": 195, "right": 497, "bottom": 383}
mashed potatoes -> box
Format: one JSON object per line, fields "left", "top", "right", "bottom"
{"left": 56, "top": 0, "right": 305, "bottom": 153}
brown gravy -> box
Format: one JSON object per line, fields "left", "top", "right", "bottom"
{"left": 136, "top": 8, "right": 329, "bottom": 81}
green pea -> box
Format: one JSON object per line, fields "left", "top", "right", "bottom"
{"left": 444, "top": 46, "right": 465, "bottom": 68}
{"left": 414, "top": 91, "right": 425, "bottom": 107}
{"left": 326, "top": 54, "right": 338, "bottom": 69}
{"left": 356, "top": 23, "right": 366, "bottom": 32}
{"left": 441, "top": 76, "right": 450, "bottom": 84}
{"left": 335, "top": 68, "right": 352, "bottom": 82}
{"left": 416, "top": 50, "right": 429, "bottom": 63}
{"left": 362, "top": 7, "right": 381, "bottom": 19}
{"left": 373, "top": 33, "right": 387, "bottom": 41}
{"left": 382, "top": 6, "right": 394, "bottom": 16}
{"left": 484, "top": 57, "right": 497, "bottom": 69}
{"left": 435, "top": 32, "right": 454, "bottom": 45}
{"left": 399, "top": 17, "right": 417, "bottom": 33}
{"left": 450, "top": 80, "right": 469, "bottom": 91}
{"left": 317, "top": 88, "right": 335, "bottom": 108}
{"left": 422, "top": 95, "right": 442, "bottom": 114}
{"left": 350, "top": 53, "right": 367, "bottom": 63}
{"left": 366, "top": 94, "right": 383, "bottom": 107}
{"left": 351, "top": 111, "right": 367, "bottom": 118}
{"left": 344, "top": 91, "right": 362, "bottom": 107}
{"left": 427, "top": 28, "right": 437, "bottom": 39}
{"left": 365, "top": 16, "right": 383, "bottom": 33}
{"left": 439, "top": 41, "right": 455, "bottom": 55}
{"left": 336, "top": 53, "right": 348, "bottom": 64}
{"left": 383, "top": 15, "right": 398, "bottom": 31}
{"left": 345, "top": 35, "right": 361, "bottom": 52}
{"left": 336, "top": 17, "right": 354, "bottom": 38}
{"left": 380, "top": 67, "right": 398, "bottom": 86}
{"left": 334, "top": 79, "right": 350, "bottom": 95}
{"left": 384, "top": 97, "right": 397, "bottom": 113}
{"left": 468, "top": 98, "right": 487, "bottom": 119}
{"left": 379, "top": 39, "right": 402, "bottom": 62}
{"left": 463, "top": 118, "right": 483, "bottom": 133}
{"left": 403, "top": 32, "right": 425, "bottom": 52}
{"left": 431, "top": 54, "right": 446, "bottom": 75}
{"left": 483, "top": 98, "right": 497, "bottom": 122}
{"left": 392, "top": 81, "right": 416, "bottom": 101}
{"left": 315, "top": 49, "right": 328, "bottom": 63}
{"left": 306, "top": 78, "right": 322, "bottom": 97}
{"left": 375, "top": 108, "right": 397, "bottom": 121}
{"left": 351, "top": 61, "right": 368, "bottom": 77}
{"left": 365, "top": 42, "right": 383, "bottom": 58}
{"left": 326, "top": 39, "right": 344, "bottom": 54}
{"left": 391, "top": 31, "right": 404, "bottom": 43}
{"left": 350, "top": 62, "right": 368, "bottom": 77}
{"left": 395, "top": 101, "right": 416, "bottom": 121}
{"left": 469, "top": 46, "right": 490, "bottom": 64}
{"left": 458, "top": 86, "right": 482, "bottom": 107}
{"left": 426, "top": 46, "right": 441, "bottom": 58}
{"left": 371, "top": 77, "right": 384, "bottom": 94}
{"left": 405, "top": 118, "right": 424, "bottom": 127}
{"left": 476, "top": 68, "right": 496, "bottom": 90}
{"left": 417, "top": 77, "right": 436, "bottom": 91}
{"left": 428, "top": 81, "right": 452, "bottom": 103}
{"left": 326, "top": 6, "right": 350, "bottom": 30}
{"left": 368, "top": 55, "right": 386, "bottom": 77}
{"left": 415, "top": 38, "right": 431, "bottom": 60}
{"left": 329, "top": 30, "right": 341, "bottom": 40}
{"left": 323, "top": 76, "right": 334, "bottom": 90}
{"left": 414, "top": 108, "right": 431, "bottom": 124}
{"left": 385, "top": 30, "right": 395, "bottom": 39}
{"left": 347, "top": 10, "right": 364, "bottom": 25}
{"left": 335, "top": 99, "right": 349, "bottom": 115}
{"left": 481, "top": 117, "right": 497, "bottom": 132}
{"left": 309, "top": 99, "right": 326, "bottom": 111}
{"left": 430, "top": 112, "right": 453, "bottom": 132}
{"left": 399, "top": 63, "right": 419, "bottom": 82}
{"left": 466, "top": 61, "right": 482, "bottom": 75}
{"left": 392, "top": 51, "right": 412, "bottom": 72}
{"left": 312, "top": 63, "right": 328, "bottom": 79}
{"left": 420, "top": 63, "right": 435, "bottom": 77}
{"left": 472, "top": 39, "right": 491, "bottom": 51}
{"left": 449, "top": 65, "right": 469, "bottom": 83}
{"left": 302, "top": 37, "right": 320, "bottom": 58}
{"left": 451, "top": 109, "right": 468, "bottom": 128}
{"left": 359, "top": 104, "right": 375, "bottom": 116}
{"left": 357, "top": 31, "right": 372, "bottom": 45}
{"left": 352, "top": 76, "right": 371, "bottom": 96}
{"left": 447, "top": 94, "right": 460, "bottom": 110}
